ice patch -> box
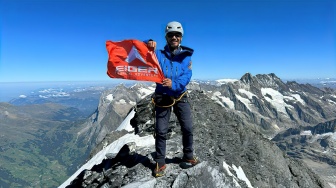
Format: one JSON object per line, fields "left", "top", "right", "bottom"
{"left": 232, "top": 164, "right": 253, "bottom": 188}
{"left": 222, "top": 161, "right": 253, "bottom": 188}
{"left": 290, "top": 94, "right": 306, "bottom": 105}
{"left": 283, "top": 94, "right": 306, "bottom": 106}
{"left": 311, "top": 132, "right": 335, "bottom": 142}
{"left": 236, "top": 94, "right": 252, "bottom": 111}
{"left": 300, "top": 130, "right": 312, "bottom": 136}
{"left": 211, "top": 91, "right": 235, "bottom": 109}
{"left": 116, "top": 110, "right": 135, "bottom": 131}
{"left": 116, "top": 99, "right": 126, "bottom": 104}
{"left": 106, "top": 94, "right": 113, "bottom": 102}
{"left": 216, "top": 79, "right": 239, "bottom": 84}
{"left": 238, "top": 89, "right": 256, "bottom": 99}
{"left": 261, "top": 88, "right": 293, "bottom": 115}
{"left": 138, "top": 87, "right": 155, "bottom": 99}
{"left": 327, "top": 99, "right": 336, "bottom": 105}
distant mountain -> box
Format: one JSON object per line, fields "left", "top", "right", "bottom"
{"left": 192, "top": 73, "right": 336, "bottom": 137}
{"left": 70, "top": 83, "right": 156, "bottom": 166}
{"left": 8, "top": 82, "right": 126, "bottom": 117}
{"left": 0, "top": 82, "right": 152, "bottom": 188}
{"left": 286, "top": 78, "right": 336, "bottom": 89}
{"left": 60, "top": 73, "right": 336, "bottom": 188}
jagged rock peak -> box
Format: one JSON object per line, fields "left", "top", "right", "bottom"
{"left": 240, "top": 72, "right": 254, "bottom": 84}
{"left": 255, "top": 73, "right": 281, "bottom": 82}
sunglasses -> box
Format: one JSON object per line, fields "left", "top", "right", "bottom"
{"left": 167, "top": 32, "right": 182, "bottom": 38}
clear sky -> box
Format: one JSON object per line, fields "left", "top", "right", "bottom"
{"left": 1, "top": 0, "right": 335, "bottom": 82}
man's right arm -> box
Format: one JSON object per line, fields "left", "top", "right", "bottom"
{"left": 143, "top": 39, "right": 157, "bottom": 51}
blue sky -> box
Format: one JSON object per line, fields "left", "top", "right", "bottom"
{"left": 1, "top": 0, "right": 335, "bottom": 82}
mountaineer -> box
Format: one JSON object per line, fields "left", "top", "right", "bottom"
{"left": 146, "top": 21, "right": 199, "bottom": 177}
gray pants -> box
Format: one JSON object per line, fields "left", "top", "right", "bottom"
{"left": 155, "top": 98, "right": 193, "bottom": 165}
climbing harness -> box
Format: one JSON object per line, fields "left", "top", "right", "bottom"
{"left": 151, "top": 91, "right": 188, "bottom": 138}
{"left": 151, "top": 91, "right": 188, "bottom": 108}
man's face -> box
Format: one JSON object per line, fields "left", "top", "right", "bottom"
{"left": 166, "top": 32, "right": 182, "bottom": 48}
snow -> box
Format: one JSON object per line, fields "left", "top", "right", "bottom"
{"left": 238, "top": 89, "right": 256, "bottom": 99}
{"left": 311, "top": 132, "right": 335, "bottom": 142}
{"left": 211, "top": 91, "right": 235, "bottom": 109}
{"left": 328, "top": 99, "right": 336, "bottom": 105}
{"left": 261, "top": 88, "right": 293, "bottom": 115}
{"left": 59, "top": 110, "right": 155, "bottom": 188}
{"left": 272, "top": 123, "right": 280, "bottom": 130}
{"left": 300, "top": 130, "right": 312, "bottom": 136}
{"left": 216, "top": 79, "right": 239, "bottom": 84}
{"left": 236, "top": 95, "right": 252, "bottom": 111}
{"left": 129, "top": 100, "right": 136, "bottom": 106}
{"left": 116, "top": 110, "right": 135, "bottom": 131}
{"left": 222, "top": 162, "right": 240, "bottom": 187}
{"left": 116, "top": 99, "right": 126, "bottom": 104}
{"left": 232, "top": 164, "right": 253, "bottom": 188}
{"left": 290, "top": 94, "right": 306, "bottom": 105}
{"left": 106, "top": 94, "right": 113, "bottom": 102}
{"left": 138, "top": 86, "right": 155, "bottom": 99}
{"left": 222, "top": 161, "right": 253, "bottom": 188}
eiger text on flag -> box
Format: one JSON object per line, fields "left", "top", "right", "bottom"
{"left": 106, "top": 39, "right": 164, "bottom": 84}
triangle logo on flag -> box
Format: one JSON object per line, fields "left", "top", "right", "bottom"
{"left": 125, "top": 46, "right": 147, "bottom": 65}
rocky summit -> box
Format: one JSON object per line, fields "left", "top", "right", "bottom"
{"left": 59, "top": 73, "right": 336, "bottom": 188}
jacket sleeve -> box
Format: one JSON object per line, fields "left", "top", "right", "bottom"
{"left": 171, "top": 57, "right": 192, "bottom": 92}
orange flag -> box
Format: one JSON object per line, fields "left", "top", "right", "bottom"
{"left": 106, "top": 39, "right": 164, "bottom": 84}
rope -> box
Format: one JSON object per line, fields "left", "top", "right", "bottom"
{"left": 151, "top": 91, "right": 188, "bottom": 108}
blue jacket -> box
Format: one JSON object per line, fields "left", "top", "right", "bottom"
{"left": 154, "top": 44, "right": 194, "bottom": 97}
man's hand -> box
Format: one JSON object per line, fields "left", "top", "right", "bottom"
{"left": 147, "top": 40, "right": 156, "bottom": 51}
{"left": 162, "top": 78, "right": 172, "bottom": 89}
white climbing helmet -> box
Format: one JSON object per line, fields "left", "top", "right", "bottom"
{"left": 165, "top": 21, "right": 184, "bottom": 36}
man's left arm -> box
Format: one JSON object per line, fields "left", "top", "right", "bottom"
{"left": 171, "top": 58, "right": 192, "bottom": 91}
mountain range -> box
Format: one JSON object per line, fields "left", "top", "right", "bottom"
{"left": 60, "top": 73, "right": 336, "bottom": 188}
{"left": 0, "top": 73, "right": 335, "bottom": 187}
